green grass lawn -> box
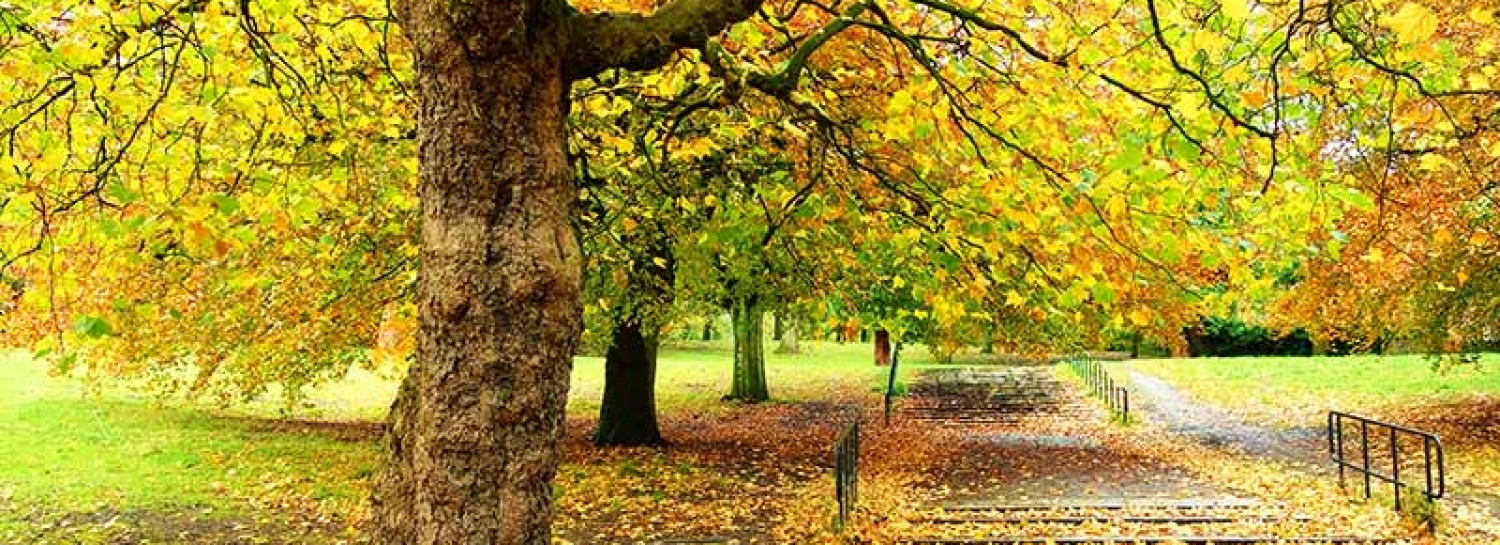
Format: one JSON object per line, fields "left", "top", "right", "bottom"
{"left": 1124, "top": 353, "right": 1500, "bottom": 426}
{"left": 0, "top": 340, "right": 932, "bottom": 543}
{"left": 0, "top": 351, "right": 382, "bottom": 541}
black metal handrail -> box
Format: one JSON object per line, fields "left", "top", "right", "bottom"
{"left": 833, "top": 419, "right": 860, "bottom": 530}
{"left": 1327, "top": 411, "right": 1444, "bottom": 511}
{"left": 1065, "top": 357, "right": 1130, "bottom": 422}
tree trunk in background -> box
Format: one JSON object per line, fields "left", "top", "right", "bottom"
{"left": 595, "top": 321, "right": 662, "bottom": 446}
{"left": 1131, "top": 331, "right": 1143, "bottom": 358}
{"left": 702, "top": 321, "right": 714, "bottom": 341}
{"left": 369, "top": 8, "right": 579, "bottom": 543}
{"left": 727, "top": 297, "right": 769, "bottom": 402}
{"left": 860, "top": 328, "right": 869, "bottom": 343}
{"left": 775, "top": 314, "right": 799, "bottom": 354}
{"left": 772, "top": 312, "right": 784, "bottom": 341}
{"left": 595, "top": 233, "right": 673, "bottom": 446}
{"left": 874, "top": 329, "right": 892, "bottom": 366}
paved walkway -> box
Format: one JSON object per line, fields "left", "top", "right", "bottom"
{"left": 1125, "top": 369, "right": 1326, "bottom": 467}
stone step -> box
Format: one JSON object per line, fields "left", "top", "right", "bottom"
{"left": 896, "top": 537, "right": 1397, "bottom": 544}
{"left": 934, "top": 499, "right": 1275, "bottom": 511}
{"left": 913, "top": 514, "right": 1313, "bottom": 524}
{"left": 903, "top": 404, "right": 1070, "bottom": 412}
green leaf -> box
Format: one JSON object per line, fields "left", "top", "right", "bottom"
{"left": 73, "top": 315, "right": 114, "bottom": 338}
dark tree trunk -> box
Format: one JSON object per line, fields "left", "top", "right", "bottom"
{"left": 727, "top": 296, "right": 769, "bottom": 402}
{"left": 595, "top": 232, "right": 673, "bottom": 446}
{"left": 702, "top": 320, "right": 714, "bottom": 341}
{"left": 369, "top": 8, "right": 579, "bottom": 544}
{"left": 1130, "top": 331, "right": 1143, "bottom": 358}
{"left": 860, "top": 328, "right": 869, "bottom": 343}
{"left": 772, "top": 312, "right": 784, "bottom": 341}
{"left": 874, "top": 329, "right": 892, "bottom": 366}
{"left": 595, "top": 321, "right": 663, "bottom": 445}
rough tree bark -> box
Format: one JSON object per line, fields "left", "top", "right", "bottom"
{"left": 727, "top": 296, "right": 769, "bottom": 402}
{"left": 367, "top": 9, "right": 581, "bottom": 544}
{"left": 874, "top": 328, "right": 892, "bottom": 366}
{"left": 371, "top": 0, "right": 764, "bottom": 542}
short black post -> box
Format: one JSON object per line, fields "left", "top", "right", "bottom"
{"left": 883, "top": 344, "right": 901, "bottom": 425}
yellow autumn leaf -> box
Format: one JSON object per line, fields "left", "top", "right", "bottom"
{"left": 1470, "top": 6, "right": 1495, "bottom": 25}
{"left": 1106, "top": 194, "right": 1129, "bottom": 219}
{"left": 1417, "top": 154, "right": 1451, "bottom": 171}
{"left": 1127, "top": 308, "right": 1151, "bottom": 326}
{"left": 1432, "top": 227, "right": 1454, "bottom": 247}
{"left": 1473, "top": 230, "right": 1493, "bottom": 246}
{"left": 1381, "top": 3, "right": 1438, "bottom": 46}
{"left": 613, "top": 136, "right": 635, "bottom": 154}
{"left": 1222, "top": 0, "right": 1250, "bottom": 20}
{"left": 622, "top": 217, "right": 638, "bottom": 233}
{"left": 1004, "top": 290, "right": 1026, "bottom": 307}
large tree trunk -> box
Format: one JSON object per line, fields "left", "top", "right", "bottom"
{"left": 874, "top": 329, "right": 892, "bottom": 366}
{"left": 595, "top": 233, "right": 673, "bottom": 446}
{"left": 595, "top": 321, "right": 663, "bottom": 445}
{"left": 775, "top": 314, "right": 799, "bottom": 354}
{"left": 370, "top": 0, "right": 764, "bottom": 541}
{"left": 369, "top": 7, "right": 579, "bottom": 544}
{"left": 727, "top": 296, "right": 769, "bottom": 402}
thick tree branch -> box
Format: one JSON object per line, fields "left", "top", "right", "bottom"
{"left": 566, "top": 0, "right": 767, "bottom": 81}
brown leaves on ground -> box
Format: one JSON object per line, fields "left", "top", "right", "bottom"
{"left": 552, "top": 400, "right": 867, "bottom": 544}
{"left": 546, "top": 365, "right": 1491, "bottom": 544}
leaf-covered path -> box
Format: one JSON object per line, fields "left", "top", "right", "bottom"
{"left": 898, "top": 366, "right": 1239, "bottom": 503}
{"left": 872, "top": 364, "right": 1433, "bottom": 544}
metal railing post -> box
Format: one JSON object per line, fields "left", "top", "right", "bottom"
{"left": 1361, "top": 420, "right": 1372, "bottom": 499}
{"left": 1335, "top": 415, "right": 1346, "bottom": 490}
{"left": 1391, "top": 427, "right": 1401, "bottom": 511}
